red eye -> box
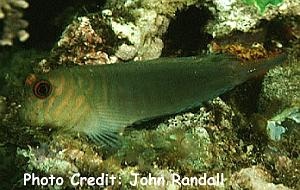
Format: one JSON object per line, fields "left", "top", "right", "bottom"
{"left": 33, "top": 80, "right": 52, "bottom": 99}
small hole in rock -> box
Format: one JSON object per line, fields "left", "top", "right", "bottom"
{"left": 162, "top": 6, "right": 213, "bottom": 57}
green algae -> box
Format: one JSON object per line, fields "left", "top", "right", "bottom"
{"left": 243, "top": 0, "right": 284, "bottom": 13}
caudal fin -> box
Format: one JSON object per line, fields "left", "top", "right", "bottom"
{"left": 241, "top": 53, "right": 287, "bottom": 79}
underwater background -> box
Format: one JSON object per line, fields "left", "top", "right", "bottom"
{"left": 0, "top": 0, "right": 299, "bottom": 189}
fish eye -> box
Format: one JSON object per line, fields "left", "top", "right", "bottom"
{"left": 33, "top": 80, "right": 52, "bottom": 99}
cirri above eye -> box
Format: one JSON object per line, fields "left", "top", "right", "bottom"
{"left": 33, "top": 80, "right": 52, "bottom": 99}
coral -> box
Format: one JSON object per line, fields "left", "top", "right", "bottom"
{"left": 257, "top": 57, "right": 300, "bottom": 188}
{"left": 206, "top": 0, "right": 300, "bottom": 38}
{"left": 120, "top": 111, "right": 213, "bottom": 172}
{"left": 52, "top": 0, "right": 298, "bottom": 65}
{"left": 101, "top": 0, "right": 201, "bottom": 61}
{"left": 230, "top": 166, "right": 292, "bottom": 190}
{"left": 0, "top": 0, "right": 29, "bottom": 46}
{"left": 54, "top": 16, "right": 115, "bottom": 65}
{"left": 17, "top": 146, "right": 79, "bottom": 176}
{"left": 16, "top": 135, "right": 114, "bottom": 188}
{"left": 259, "top": 58, "right": 300, "bottom": 115}
{"left": 266, "top": 107, "right": 299, "bottom": 141}
{"left": 51, "top": 0, "right": 200, "bottom": 66}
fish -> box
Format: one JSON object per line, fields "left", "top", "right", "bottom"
{"left": 19, "top": 53, "right": 287, "bottom": 146}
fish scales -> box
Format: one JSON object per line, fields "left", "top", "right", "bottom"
{"left": 20, "top": 53, "right": 287, "bottom": 146}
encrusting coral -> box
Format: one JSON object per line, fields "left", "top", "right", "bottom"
{"left": 0, "top": 0, "right": 29, "bottom": 46}
{"left": 206, "top": 0, "right": 300, "bottom": 37}
{"left": 230, "top": 166, "right": 292, "bottom": 190}
{"left": 51, "top": 0, "right": 200, "bottom": 65}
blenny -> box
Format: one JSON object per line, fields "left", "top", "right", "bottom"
{"left": 19, "top": 53, "right": 287, "bottom": 146}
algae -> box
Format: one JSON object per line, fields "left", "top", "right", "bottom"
{"left": 243, "top": 0, "right": 283, "bottom": 13}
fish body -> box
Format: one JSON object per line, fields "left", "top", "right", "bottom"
{"left": 20, "top": 54, "right": 287, "bottom": 145}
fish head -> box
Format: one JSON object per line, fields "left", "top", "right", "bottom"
{"left": 19, "top": 71, "right": 121, "bottom": 146}
{"left": 19, "top": 72, "right": 82, "bottom": 129}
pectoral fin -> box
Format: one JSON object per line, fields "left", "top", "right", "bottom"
{"left": 83, "top": 112, "right": 133, "bottom": 147}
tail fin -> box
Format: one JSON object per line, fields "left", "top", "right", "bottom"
{"left": 240, "top": 53, "right": 287, "bottom": 79}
